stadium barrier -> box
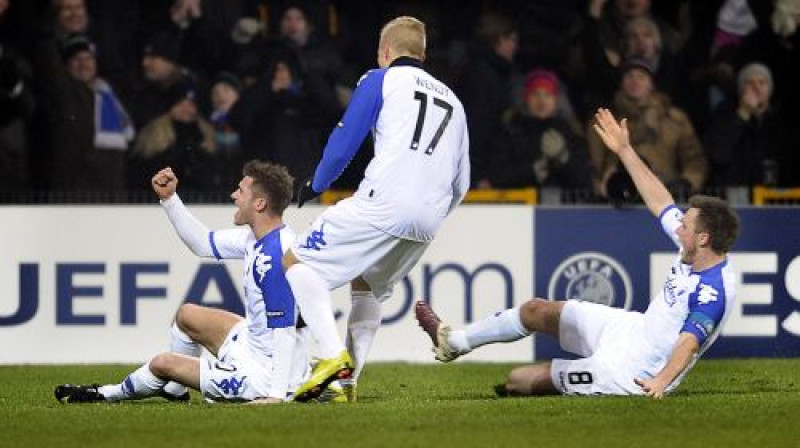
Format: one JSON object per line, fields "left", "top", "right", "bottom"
{"left": 322, "top": 188, "right": 538, "bottom": 205}
{"left": 1, "top": 203, "right": 798, "bottom": 364}
{"left": 752, "top": 186, "right": 800, "bottom": 205}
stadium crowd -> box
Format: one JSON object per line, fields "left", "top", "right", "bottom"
{"left": 0, "top": 0, "right": 797, "bottom": 202}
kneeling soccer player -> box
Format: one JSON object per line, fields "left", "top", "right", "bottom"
{"left": 55, "top": 162, "right": 314, "bottom": 404}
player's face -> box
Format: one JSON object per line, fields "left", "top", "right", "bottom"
{"left": 676, "top": 208, "right": 707, "bottom": 264}
{"left": 231, "top": 176, "right": 257, "bottom": 225}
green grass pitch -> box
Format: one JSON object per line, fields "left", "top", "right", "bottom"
{"left": 0, "top": 360, "right": 798, "bottom": 448}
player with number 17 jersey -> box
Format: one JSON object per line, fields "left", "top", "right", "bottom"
{"left": 312, "top": 58, "right": 470, "bottom": 241}
{"left": 284, "top": 16, "right": 469, "bottom": 403}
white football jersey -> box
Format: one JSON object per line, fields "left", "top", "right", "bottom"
{"left": 637, "top": 205, "right": 738, "bottom": 389}
{"left": 208, "top": 225, "right": 299, "bottom": 366}
{"left": 311, "top": 57, "right": 470, "bottom": 241}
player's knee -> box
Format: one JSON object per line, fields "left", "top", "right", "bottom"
{"left": 520, "top": 299, "right": 560, "bottom": 334}
{"left": 149, "top": 353, "right": 176, "bottom": 378}
{"left": 175, "top": 303, "right": 200, "bottom": 334}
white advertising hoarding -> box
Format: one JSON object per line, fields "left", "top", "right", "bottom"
{"left": 0, "top": 204, "right": 534, "bottom": 364}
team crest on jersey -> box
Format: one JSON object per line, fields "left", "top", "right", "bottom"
{"left": 253, "top": 243, "right": 273, "bottom": 282}
{"left": 548, "top": 252, "right": 633, "bottom": 309}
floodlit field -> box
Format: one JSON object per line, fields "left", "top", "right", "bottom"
{"left": 1, "top": 360, "right": 797, "bottom": 448}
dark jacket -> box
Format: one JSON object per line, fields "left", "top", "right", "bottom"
{"left": 33, "top": 36, "right": 125, "bottom": 191}
{"left": 455, "top": 47, "right": 514, "bottom": 185}
{"left": 704, "top": 102, "right": 789, "bottom": 187}
{"left": 229, "top": 54, "right": 338, "bottom": 188}
{"left": 490, "top": 113, "right": 591, "bottom": 189}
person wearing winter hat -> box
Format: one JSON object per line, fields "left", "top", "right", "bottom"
{"left": 587, "top": 56, "right": 707, "bottom": 200}
{"left": 37, "top": 32, "right": 133, "bottom": 190}
{"left": 133, "top": 32, "right": 206, "bottom": 131}
{"left": 488, "top": 69, "right": 592, "bottom": 190}
{"left": 131, "top": 75, "right": 218, "bottom": 192}
{"left": 704, "top": 62, "right": 791, "bottom": 187}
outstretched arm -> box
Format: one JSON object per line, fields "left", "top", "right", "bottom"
{"left": 635, "top": 332, "right": 699, "bottom": 399}
{"left": 592, "top": 108, "right": 675, "bottom": 216}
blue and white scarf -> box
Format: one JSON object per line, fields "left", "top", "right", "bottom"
{"left": 93, "top": 78, "right": 134, "bottom": 150}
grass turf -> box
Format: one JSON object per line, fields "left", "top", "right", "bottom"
{"left": 0, "top": 360, "right": 798, "bottom": 448}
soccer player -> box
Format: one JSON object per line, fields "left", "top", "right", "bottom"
{"left": 285, "top": 16, "right": 470, "bottom": 402}
{"left": 416, "top": 108, "right": 740, "bottom": 399}
{"left": 55, "top": 162, "right": 312, "bottom": 404}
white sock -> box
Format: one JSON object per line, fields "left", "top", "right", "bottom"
{"left": 450, "top": 306, "right": 531, "bottom": 353}
{"left": 345, "top": 290, "right": 383, "bottom": 382}
{"left": 286, "top": 263, "right": 345, "bottom": 359}
{"left": 163, "top": 323, "right": 199, "bottom": 397}
{"left": 98, "top": 362, "right": 167, "bottom": 402}
{"left": 170, "top": 322, "right": 201, "bottom": 356}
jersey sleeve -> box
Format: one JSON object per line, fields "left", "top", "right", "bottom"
{"left": 208, "top": 228, "right": 250, "bottom": 260}
{"left": 658, "top": 204, "right": 683, "bottom": 248}
{"left": 681, "top": 276, "right": 726, "bottom": 346}
{"left": 311, "top": 69, "right": 386, "bottom": 192}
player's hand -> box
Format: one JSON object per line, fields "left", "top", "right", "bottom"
{"left": 593, "top": 108, "right": 632, "bottom": 156}
{"left": 247, "top": 397, "right": 284, "bottom": 405}
{"left": 152, "top": 167, "right": 178, "bottom": 200}
{"left": 634, "top": 377, "right": 668, "bottom": 400}
{"left": 296, "top": 179, "right": 320, "bottom": 208}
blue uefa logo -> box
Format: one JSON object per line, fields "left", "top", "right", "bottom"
{"left": 547, "top": 252, "right": 633, "bottom": 310}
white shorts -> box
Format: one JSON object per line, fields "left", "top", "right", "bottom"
{"left": 550, "top": 300, "right": 648, "bottom": 396}
{"left": 199, "top": 322, "right": 309, "bottom": 402}
{"left": 293, "top": 197, "right": 429, "bottom": 298}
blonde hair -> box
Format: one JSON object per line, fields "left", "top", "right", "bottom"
{"left": 379, "top": 16, "right": 426, "bottom": 59}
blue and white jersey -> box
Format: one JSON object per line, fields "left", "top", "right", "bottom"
{"left": 209, "top": 225, "right": 298, "bottom": 365}
{"left": 640, "top": 205, "right": 738, "bottom": 387}
{"left": 311, "top": 57, "right": 470, "bottom": 242}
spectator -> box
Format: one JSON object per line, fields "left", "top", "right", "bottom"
{"left": 228, "top": 49, "right": 338, "bottom": 190}
{"left": 738, "top": 0, "right": 800, "bottom": 173}
{"left": 704, "top": 63, "right": 789, "bottom": 187}
{"left": 209, "top": 71, "right": 244, "bottom": 189}
{"left": 33, "top": 34, "right": 132, "bottom": 191}
{"left": 587, "top": 58, "right": 707, "bottom": 198}
{"left": 53, "top": 0, "right": 88, "bottom": 37}
{"left": 576, "top": 0, "right": 682, "bottom": 116}
{"left": 132, "top": 32, "right": 206, "bottom": 130}
{"left": 681, "top": 0, "right": 756, "bottom": 134}
{"left": 456, "top": 11, "right": 518, "bottom": 188}
{"left": 489, "top": 69, "right": 591, "bottom": 190}
{"left": 625, "top": 17, "right": 679, "bottom": 96}
{"left": 129, "top": 80, "right": 218, "bottom": 191}
{"left": 166, "top": 0, "right": 243, "bottom": 81}
{"left": 277, "top": 3, "right": 352, "bottom": 108}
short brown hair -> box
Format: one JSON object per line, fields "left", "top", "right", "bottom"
{"left": 379, "top": 16, "right": 426, "bottom": 59}
{"left": 689, "top": 195, "right": 740, "bottom": 254}
{"left": 242, "top": 160, "right": 294, "bottom": 216}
